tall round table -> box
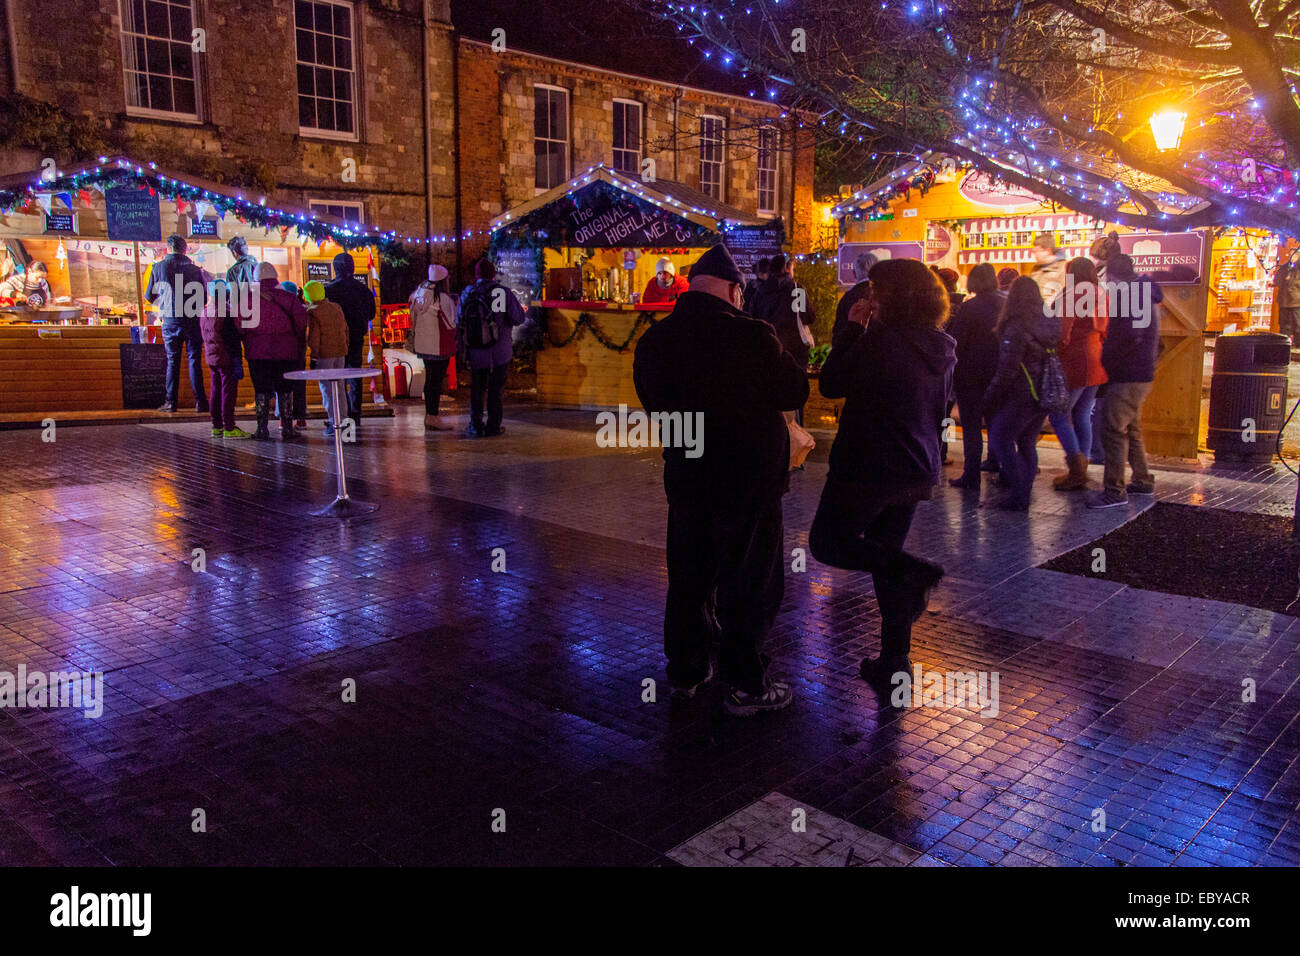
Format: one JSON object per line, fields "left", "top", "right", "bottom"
{"left": 283, "top": 367, "right": 383, "bottom": 518}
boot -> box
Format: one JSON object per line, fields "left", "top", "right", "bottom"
{"left": 253, "top": 394, "right": 271, "bottom": 440}
{"left": 1053, "top": 452, "right": 1090, "bottom": 491}
{"left": 278, "top": 392, "right": 301, "bottom": 439}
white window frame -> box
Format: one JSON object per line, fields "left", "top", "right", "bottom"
{"left": 534, "top": 84, "right": 571, "bottom": 193}
{"left": 308, "top": 199, "right": 365, "bottom": 225}
{"left": 119, "top": 0, "right": 203, "bottom": 122}
{"left": 699, "top": 114, "right": 726, "bottom": 201}
{"left": 612, "top": 99, "right": 643, "bottom": 175}
{"left": 757, "top": 126, "right": 779, "bottom": 216}
{"left": 295, "top": 0, "right": 360, "bottom": 142}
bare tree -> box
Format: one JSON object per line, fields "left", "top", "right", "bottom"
{"left": 629, "top": 0, "right": 1300, "bottom": 235}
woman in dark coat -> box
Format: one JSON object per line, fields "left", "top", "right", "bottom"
{"left": 982, "top": 277, "right": 1063, "bottom": 510}
{"left": 810, "top": 258, "right": 954, "bottom": 687}
{"left": 946, "top": 263, "right": 1003, "bottom": 490}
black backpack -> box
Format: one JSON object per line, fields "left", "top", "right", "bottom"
{"left": 461, "top": 283, "right": 500, "bottom": 350}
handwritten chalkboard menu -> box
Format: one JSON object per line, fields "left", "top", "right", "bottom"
{"left": 188, "top": 216, "right": 220, "bottom": 238}
{"left": 304, "top": 260, "right": 334, "bottom": 281}
{"left": 106, "top": 185, "right": 162, "bottom": 242}
{"left": 44, "top": 212, "right": 76, "bottom": 234}
{"left": 119, "top": 343, "right": 167, "bottom": 409}
{"left": 494, "top": 246, "right": 542, "bottom": 306}
{"left": 723, "top": 219, "right": 786, "bottom": 277}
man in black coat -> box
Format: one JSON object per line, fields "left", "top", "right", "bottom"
{"left": 147, "top": 234, "right": 208, "bottom": 413}
{"left": 324, "top": 252, "right": 377, "bottom": 431}
{"left": 633, "top": 243, "right": 809, "bottom": 716}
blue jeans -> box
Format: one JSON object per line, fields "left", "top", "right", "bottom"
{"left": 988, "top": 392, "right": 1047, "bottom": 507}
{"left": 1048, "top": 384, "right": 1099, "bottom": 457}
{"left": 162, "top": 319, "right": 205, "bottom": 408}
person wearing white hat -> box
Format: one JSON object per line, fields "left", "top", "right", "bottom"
{"left": 642, "top": 256, "right": 689, "bottom": 304}
{"left": 409, "top": 263, "right": 459, "bottom": 430}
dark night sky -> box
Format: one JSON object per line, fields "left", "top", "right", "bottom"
{"left": 448, "top": 0, "right": 759, "bottom": 97}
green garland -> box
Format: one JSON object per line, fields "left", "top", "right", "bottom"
{"left": 545, "top": 311, "right": 659, "bottom": 352}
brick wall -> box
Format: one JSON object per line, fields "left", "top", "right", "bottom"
{"left": 2, "top": 0, "right": 457, "bottom": 261}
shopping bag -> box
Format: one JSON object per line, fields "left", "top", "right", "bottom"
{"left": 786, "top": 411, "right": 815, "bottom": 470}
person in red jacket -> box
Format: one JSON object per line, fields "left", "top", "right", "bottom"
{"left": 642, "top": 257, "right": 689, "bottom": 304}
{"left": 1048, "top": 257, "right": 1108, "bottom": 490}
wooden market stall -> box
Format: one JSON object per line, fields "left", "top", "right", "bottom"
{"left": 0, "top": 157, "right": 382, "bottom": 421}
{"left": 831, "top": 158, "right": 1274, "bottom": 459}
{"left": 489, "top": 165, "right": 785, "bottom": 408}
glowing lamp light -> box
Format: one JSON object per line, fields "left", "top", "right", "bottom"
{"left": 1149, "top": 110, "right": 1187, "bottom": 152}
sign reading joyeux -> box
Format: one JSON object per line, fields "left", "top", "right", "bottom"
{"left": 1117, "top": 232, "right": 1205, "bottom": 285}
{"left": 837, "top": 241, "right": 926, "bottom": 285}
{"left": 958, "top": 171, "right": 1046, "bottom": 210}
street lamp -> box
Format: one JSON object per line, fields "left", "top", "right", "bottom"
{"left": 1149, "top": 110, "right": 1187, "bottom": 151}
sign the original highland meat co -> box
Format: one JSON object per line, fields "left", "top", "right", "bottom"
{"left": 564, "top": 183, "right": 714, "bottom": 248}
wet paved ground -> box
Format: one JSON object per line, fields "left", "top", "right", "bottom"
{"left": 0, "top": 397, "right": 1298, "bottom": 867}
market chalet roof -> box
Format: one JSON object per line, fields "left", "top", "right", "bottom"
{"left": 490, "top": 164, "right": 764, "bottom": 235}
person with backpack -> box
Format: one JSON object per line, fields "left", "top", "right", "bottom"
{"left": 459, "top": 258, "right": 525, "bottom": 437}
{"left": 199, "top": 278, "right": 250, "bottom": 439}
{"left": 982, "top": 276, "right": 1064, "bottom": 510}
{"left": 147, "top": 234, "right": 208, "bottom": 413}
{"left": 1047, "top": 257, "right": 1108, "bottom": 491}
{"left": 1088, "top": 254, "right": 1163, "bottom": 509}
{"left": 244, "top": 262, "right": 309, "bottom": 440}
{"left": 409, "top": 264, "right": 459, "bottom": 431}
{"left": 324, "top": 252, "right": 377, "bottom": 435}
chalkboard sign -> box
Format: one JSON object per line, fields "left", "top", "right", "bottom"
{"left": 723, "top": 219, "right": 785, "bottom": 278}
{"left": 495, "top": 246, "right": 542, "bottom": 306}
{"left": 44, "top": 212, "right": 76, "bottom": 234}
{"left": 187, "top": 216, "right": 220, "bottom": 238}
{"left": 119, "top": 343, "right": 167, "bottom": 409}
{"left": 565, "top": 182, "right": 714, "bottom": 248}
{"left": 304, "top": 260, "right": 334, "bottom": 281}
{"left": 106, "top": 185, "right": 162, "bottom": 242}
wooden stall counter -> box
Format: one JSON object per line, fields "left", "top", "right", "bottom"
{"left": 534, "top": 301, "right": 674, "bottom": 409}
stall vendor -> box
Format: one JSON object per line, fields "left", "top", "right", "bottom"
{"left": 0, "top": 260, "right": 51, "bottom": 306}
{"left": 642, "top": 257, "right": 689, "bottom": 304}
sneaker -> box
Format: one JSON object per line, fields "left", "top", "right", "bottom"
{"left": 671, "top": 662, "right": 714, "bottom": 700}
{"left": 465, "top": 424, "right": 485, "bottom": 438}
{"left": 294, "top": 419, "right": 307, "bottom": 429}
{"left": 222, "top": 427, "right": 251, "bottom": 440}
{"left": 1126, "top": 481, "right": 1155, "bottom": 496}
{"left": 157, "top": 403, "right": 177, "bottom": 413}
{"left": 211, "top": 427, "right": 223, "bottom": 437}
{"left": 860, "top": 654, "right": 912, "bottom": 688}
{"left": 195, "top": 404, "right": 211, "bottom": 414}
{"left": 1086, "top": 489, "right": 1128, "bottom": 509}
{"left": 948, "top": 474, "right": 980, "bottom": 490}
{"left": 723, "top": 681, "right": 794, "bottom": 717}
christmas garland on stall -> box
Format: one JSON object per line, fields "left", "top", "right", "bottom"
{"left": 0, "top": 159, "right": 406, "bottom": 261}
{"left": 545, "top": 311, "right": 659, "bottom": 352}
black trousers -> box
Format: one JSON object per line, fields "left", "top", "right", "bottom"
{"left": 345, "top": 333, "right": 366, "bottom": 426}
{"left": 469, "top": 364, "right": 508, "bottom": 431}
{"left": 162, "top": 320, "right": 206, "bottom": 408}
{"left": 809, "top": 477, "right": 919, "bottom": 658}
{"left": 954, "top": 385, "right": 990, "bottom": 480}
{"left": 665, "top": 497, "right": 784, "bottom": 695}
{"left": 421, "top": 357, "right": 450, "bottom": 416}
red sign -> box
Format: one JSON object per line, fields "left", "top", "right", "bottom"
{"left": 925, "top": 224, "right": 953, "bottom": 263}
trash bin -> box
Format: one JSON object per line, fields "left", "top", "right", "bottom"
{"left": 1207, "top": 330, "right": 1291, "bottom": 462}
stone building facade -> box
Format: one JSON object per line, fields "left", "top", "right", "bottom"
{"left": 0, "top": 1, "right": 814, "bottom": 286}
{"left": 457, "top": 39, "right": 815, "bottom": 267}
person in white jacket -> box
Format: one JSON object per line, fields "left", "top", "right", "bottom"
{"left": 409, "top": 264, "right": 459, "bottom": 430}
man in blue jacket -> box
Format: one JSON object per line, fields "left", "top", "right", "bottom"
{"left": 1088, "top": 254, "right": 1163, "bottom": 509}
{"left": 147, "top": 234, "right": 208, "bottom": 413}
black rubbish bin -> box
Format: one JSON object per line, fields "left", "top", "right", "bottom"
{"left": 1207, "top": 330, "right": 1290, "bottom": 463}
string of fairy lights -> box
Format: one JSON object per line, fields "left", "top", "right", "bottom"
{"left": 656, "top": 0, "right": 1300, "bottom": 225}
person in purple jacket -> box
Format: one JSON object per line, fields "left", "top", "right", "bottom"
{"left": 243, "top": 262, "right": 309, "bottom": 440}
{"left": 458, "top": 258, "right": 525, "bottom": 437}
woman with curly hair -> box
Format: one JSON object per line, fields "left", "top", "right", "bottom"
{"left": 810, "top": 258, "right": 954, "bottom": 687}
